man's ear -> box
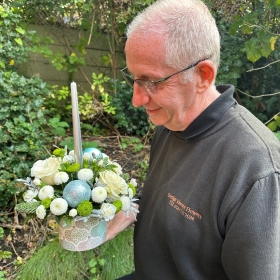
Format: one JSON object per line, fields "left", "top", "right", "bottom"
{"left": 196, "top": 60, "right": 216, "bottom": 94}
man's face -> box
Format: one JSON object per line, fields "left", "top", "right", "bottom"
{"left": 125, "top": 34, "right": 199, "bottom": 131}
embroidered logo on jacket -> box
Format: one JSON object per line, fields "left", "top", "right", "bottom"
{"left": 168, "top": 193, "right": 202, "bottom": 221}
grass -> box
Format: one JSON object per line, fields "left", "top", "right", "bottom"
{"left": 15, "top": 228, "right": 134, "bottom": 280}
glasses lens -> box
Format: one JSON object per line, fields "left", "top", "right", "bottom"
{"left": 123, "top": 75, "right": 134, "bottom": 88}
{"left": 143, "top": 81, "right": 157, "bottom": 95}
{"left": 121, "top": 68, "right": 134, "bottom": 88}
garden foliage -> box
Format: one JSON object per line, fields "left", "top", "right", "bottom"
{"left": 109, "top": 80, "right": 150, "bottom": 137}
{"left": 0, "top": 5, "right": 51, "bottom": 209}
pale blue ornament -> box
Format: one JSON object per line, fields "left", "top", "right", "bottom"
{"left": 83, "top": 147, "right": 102, "bottom": 159}
{"left": 63, "top": 180, "right": 91, "bottom": 208}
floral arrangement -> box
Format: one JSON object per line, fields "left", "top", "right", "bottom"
{"left": 15, "top": 147, "right": 138, "bottom": 224}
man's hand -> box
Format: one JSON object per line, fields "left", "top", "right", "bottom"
{"left": 105, "top": 204, "right": 139, "bottom": 242}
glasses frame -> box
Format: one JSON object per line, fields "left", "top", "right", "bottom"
{"left": 121, "top": 58, "right": 209, "bottom": 95}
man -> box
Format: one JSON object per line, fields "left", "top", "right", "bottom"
{"left": 107, "top": 0, "right": 280, "bottom": 279}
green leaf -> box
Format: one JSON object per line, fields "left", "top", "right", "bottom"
{"left": 83, "top": 141, "right": 99, "bottom": 149}
{"left": 274, "top": 131, "right": 280, "bottom": 141}
{"left": 14, "top": 38, "right": 23, "bottom": 45}
{"left": 241, "top": 24, "right": 252, "bottom": 34}
{"left": 229, "top": 20, "right": 241, "bottom": 36}
{"left": 15, "top": 27, "right": 25, "bottom": 34}
{"left": 0, "top": 250, "right": 12, "bottom": 260}
{"left": 270, "top": 37, "right": 277, "bottom": 51}
{"left": 0, "top": 61, "right": 5, "bottom": 69}
{"left": 275, "top": 116, "right": 280, "bottom": 127}
{"left": 244, "top": 38, "right": 262, "bottom": 63}
{"left": 267, "top": 121, "right": 277, "bottom": 132}
{"left": 51, "top": 127, "right": 66, "bottom": 137}
{"left": 260, "top": 44, "right": 272, "bottom": 58}
{"left": 58, "top": 121, "right": 69, "bottom": 128}
{"left": 0, "top": 227, "right": 4, "bottom": 238}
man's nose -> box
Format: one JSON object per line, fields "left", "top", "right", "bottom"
{"left": 132, "top": 84, "right": 150, "bottom": 108}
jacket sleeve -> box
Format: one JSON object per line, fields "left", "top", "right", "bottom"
{"left": 221, "top": 173, "right": 280, "bottom": 280}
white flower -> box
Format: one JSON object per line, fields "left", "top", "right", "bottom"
{"left": 63, "top": 155, "right": 75, "bottom": 164}
{"left": 101, "top": 153, "right": 109, "bottom": 159}
{"left": 83, "top": 152, "right": 91, "bottom": 161}
{"left": 130, "top": 178, "right": 138, "bottom": 187}
{"left": 77, "top": 168, "right": 94, "bottom": 181}
{"left": 92, "top": 186, "right": 107, "bottom": 203}
{"left": 100, "top": 203, "right": 116, "bottom": 221}
{"left": 98, "top": 159, "right": 104, "bottom": 166}
{"left": 120, "top": 196, "right": 131, "bottom": 212}
{"left": 38, "top": 185, "right": 54, "bottom": 200}
{"left": 128, "top": 188, "right": 134, "bottom": 199}
{"left": 31, "top": 157, "right": 61, "bottom": 185}
{"left": 33, "top": 178, "right": 41, "bottom": 186}
{"left": 112, "top": 162, "right": 123, "bottom": 175}
{"left": 36, "top": 205, "right": 46, "bottom": 219}
{"left": 54, "top": 172, "right": 69, "bottom": 185}
{"left": 50, "top": 198, "right": 68, "bottom": 216}
{"left": 99, "top": 170, "right": 128, "bottom": 199}
{"left": 23, "top": 189, "right": 38, "bottom": 202}
{"left": 69, "top": 150, "right": 75, "bottom": 157}
{"left": 69, "top": 209, "right": 78, "bottom": 217}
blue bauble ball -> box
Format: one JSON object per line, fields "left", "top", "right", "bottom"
{"left": 63, "top": 180, "right": 91, "bottom": 208}
{"left": 83, "top": 147, "right": 102, "bottom": 159}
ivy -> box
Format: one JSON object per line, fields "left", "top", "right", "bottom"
{"left": 0, "top": 5, "right": 51, "bottom": 209}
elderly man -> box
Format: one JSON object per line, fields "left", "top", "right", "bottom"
{"left": 107, "top": 0, "right": 280, "bottom": 279}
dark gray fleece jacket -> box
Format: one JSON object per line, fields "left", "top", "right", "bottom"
{"left": 134, "top": 85, "right": 280, "bottom": 280}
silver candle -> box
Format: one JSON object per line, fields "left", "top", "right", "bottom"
{"left": 70, "top": 81, "right": 83, "bottom": 167}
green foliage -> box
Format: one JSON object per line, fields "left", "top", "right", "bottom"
{"left": 58, "top": 137, "right": 100, "bottom": 152}
{"left": 0, "top": 5, "right": 35, "bottom": 69}
{"left": 267, "top": 114, "right": 280, "bottom": 140}
{"left": 211, "top": 0, "right": 280, "bottom": 123}
{"left": 0, "top": 6, "right": 51, "bottom": 209}
{"left": 228, "top": 1, "right": 279, "bottom": 63}
{"left": 0, "top": 227, "right": 4, "bottom": 238}
{"left": 101, "top": 92, "right": 116, "bottom": 114}
{"left": 16, "top": 228, "right": 134, "bottom": 280}
{"left": 138, "top": 159, "right": 149, "bottom": 182}
{"left": 0, "top": 250, "right": 12, "bottom": 261}
{"left": 216, "top": 22, "right": 247, "bottom": 86}
{"left": 0, "top": 71, "right": 51, "bottom": 208}
{"left": 109, "top": 80, "right": 150, "bottom": 137}
{"left": 0, "top": 271, "right": 6, "bottom": 280}
{"left": 88, "top": 257, "right": 105, "bottom": 279}
{"left": 120, "top": 137, "right": 144, "bottom": 153}
{"left": 48, "top": 117, "right": 69, "bottom": 137}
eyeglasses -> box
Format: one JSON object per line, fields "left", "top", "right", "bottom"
{"left": 121, "top": 58, "right": 208, "bottom": 95}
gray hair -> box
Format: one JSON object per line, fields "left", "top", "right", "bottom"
{"left": 126, "top": 0, "right": 220, "bottom": 82}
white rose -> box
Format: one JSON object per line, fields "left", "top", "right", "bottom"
{"left": 23, "top": 189, "right": 38, "bottom": 202}
{"left": 31, "top": 157, "right": 61, "bottom": 185}
{"left": 98, "top": 170, "right": 128, "bottom": 200}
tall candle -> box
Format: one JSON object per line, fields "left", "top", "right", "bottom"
{"left": 71, "top": 81, "right": 83, "bottom": 167}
